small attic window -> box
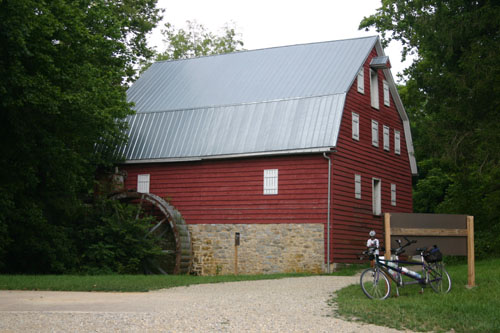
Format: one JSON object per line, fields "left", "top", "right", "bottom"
{"left": 357, "top": 68, "right": 364, "bottom": 94}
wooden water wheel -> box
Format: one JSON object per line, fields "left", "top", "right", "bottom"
{"left": 110, "top": 191, "right": 192, "bottom": 274}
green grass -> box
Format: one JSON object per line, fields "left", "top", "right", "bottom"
{"left": 332, "top": 258, "right": 500, "bottom": 332}
{"left": 330, "top": 263, "right": 369, "bottom": 276}
{"left": 0, "top": 264, "right": 361, "bottom": 292}
{"left": 0, "top": 273, "right": 314, "bottom": 292}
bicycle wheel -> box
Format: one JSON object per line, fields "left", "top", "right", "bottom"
{"left": 360, "top": 268, "right": 391, "bottom": 300}
{"left": 427, "top": 262, "right": 451, "bottom": 293}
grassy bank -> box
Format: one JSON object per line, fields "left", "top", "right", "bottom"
{"left": 332, "top": 258, "right": 500, "bottom": 332}
{"left": 0, "top": 264, "right": 362, "bottom": 292}
{"left": 0, "top": 273, "right": 314, "bottom": 292}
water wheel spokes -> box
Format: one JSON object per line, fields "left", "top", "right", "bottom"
{"left": 110, "top": 191, "right": 193, "bottom": 274}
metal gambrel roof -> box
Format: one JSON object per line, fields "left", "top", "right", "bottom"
{"left": 122, "top": 35, "right": 416, "bottom": 175}
{"left": 120, "top": 94, "right": 346, "bottom": 161}
{"left": 127, "top": 36, "right": 377, "bottom": 113}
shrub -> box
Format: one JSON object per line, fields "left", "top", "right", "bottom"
{"left": 73, "top": 198, "right": 163, "bottom": 274}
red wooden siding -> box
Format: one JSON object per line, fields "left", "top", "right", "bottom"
{"left": 330, "top": 47, "right": 413, "bottom": 262}
{"left": 120, "top": 47, "right": 415, "bottom": 265}
{"left": 122, "top": 155, "right": 329, "bottom": 226}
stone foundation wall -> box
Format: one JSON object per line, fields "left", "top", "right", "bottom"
{"left": 187, "top": 224, "right": 324, "bottom": 276}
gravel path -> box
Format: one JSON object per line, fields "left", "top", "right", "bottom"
{"left": 0, "top": 275, "right": 408, "bottom": 332}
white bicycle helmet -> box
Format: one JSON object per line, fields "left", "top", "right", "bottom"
{"left": 369, "top": 230, "right": 376, "bottom": 237}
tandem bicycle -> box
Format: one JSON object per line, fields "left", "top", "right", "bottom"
{"left": 360, "top": 237, "right": 451, "bottom": 300}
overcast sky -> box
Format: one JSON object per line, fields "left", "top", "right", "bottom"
{"left": 148, "top": 0, "right": 412, "bottom": 79}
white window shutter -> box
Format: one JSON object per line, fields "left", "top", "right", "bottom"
{"left": 372, "top": 178, "right": 381, "bottom": 216}
{"left": 355, "top": 174, "right": 361, "bottom": 199}
{"left": 264, "top": 169, "right": 278, "bottom": 195}
{"left": 391, "top": 183, "right": 397, "bottom": 206}
{"left": 383, "top": 125, "right": 390, "bottom": 151}
{"left": 370, "top": 69, "right": 379, "bottom": 109}
{"left": 395, "top": 130, "right": 401, "bottom": 155}
{"left": 137, "top": 174, "right": 150, "bottom": 193}
{"left": 383, "top": 80, "right": 390, "bottom": 106}
{"left": 352, "top": 112, "right": 359, "bottom": 141}
{"left": 371, "top": 120, "right": 379, "bottom": 147}
{"left": 357, "top": 68, "right": 364, "bottom": 94}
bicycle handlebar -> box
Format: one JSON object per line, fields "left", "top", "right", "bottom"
{"left": 393, "top": 237, "right": 417, "bottom": 255}
{"left": 360, "top": 237, "right": 417, "bottom": 258}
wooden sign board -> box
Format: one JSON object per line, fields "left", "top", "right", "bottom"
{"left": 389, "top": 213, "right": 468, "bottom": 255}
{"left": 384, "top": 213, "right": 475, "bottom": 287}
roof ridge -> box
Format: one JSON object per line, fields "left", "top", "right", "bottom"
{"left": 153, "top": 35, "right": 379, "bottom": 65}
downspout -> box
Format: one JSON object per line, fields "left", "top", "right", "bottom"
{"left": 323, "top": 152, "right": 332, "bottom": 273}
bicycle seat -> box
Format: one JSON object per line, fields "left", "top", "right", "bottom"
{"left": 416, "top": 247, "right": 427, "bottom": 252}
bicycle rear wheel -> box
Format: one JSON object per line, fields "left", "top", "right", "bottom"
{"left": 427, "top": 262, "right": 451, "bottom": 293}
{"left": 360, "top": 268, "right": 391, "bottom": 300}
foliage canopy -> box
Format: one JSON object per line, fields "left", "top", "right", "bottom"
{"left": 361, "top": 0, "right": 500, "bottom": 256}
{"left": 157, "top": 20, "right": 244, "bottom": 61}
{"left": 0, "top": 0, "right": 162, "bottom": 272}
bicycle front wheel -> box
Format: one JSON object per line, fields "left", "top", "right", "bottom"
{"left": 427, "top": 262, "right": 451, "bottom": 293}
{"left": 360, "top": 268, "right": 391, "bottom": 300}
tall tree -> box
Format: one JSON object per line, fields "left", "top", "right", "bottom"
{"left": 157, "top": 20, "right": 244, "bottom": 61}
{"left": 361, "top": 0, "right": 500, "bottom": 256}
{"left": 139, "top": 20, "right": 244, "bottom": 77}
{"left": 0, "top": 0, "right": 162, "bottom": 272}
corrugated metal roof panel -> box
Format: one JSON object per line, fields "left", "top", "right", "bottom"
{"left": 127, "top": 36, "right": 377, "bottom": 113}
{"left": 121, "top": 94, "right": 346, "bottom": 161}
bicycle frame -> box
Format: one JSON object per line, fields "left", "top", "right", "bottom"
{"left": 360, "top": 238, "right": 451, "bottom": 299}
{"left": 375, "top": 255, "right": 426, "bottom": 286}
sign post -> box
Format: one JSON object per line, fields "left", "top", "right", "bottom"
{"left": 384, "top": 213, "right": 392, "bottom": 260}
{"left": 234, "top": 232, "right": 240, "bottom": 275}
{"left": 467, "top": 216, "right": 475, "bottom": 287}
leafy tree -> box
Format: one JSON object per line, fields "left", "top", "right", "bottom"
{"left": 158, "top": 20, "right": 244, "bottom": 61}
{"left": 0, "top": 0, "right": 162, "bottom": 272}
{"left": 137, "top": 20, "right": 244, "bottom": 73}
{"left": 362, "top": 1, "right": 500, "bottom": 256}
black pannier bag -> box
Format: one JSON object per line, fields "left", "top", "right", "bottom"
{"left": 424, "top": 245, "right": 443, "bottom": 263}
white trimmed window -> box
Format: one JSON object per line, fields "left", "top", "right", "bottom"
{"left": 372, "top": 178, "right": 382, "bottom": 216}
{"left": 355, "top": 174, "right": 362, "bottom": 199}
{"left": 371, "top": 120, "right": 379, "bottom": 147}
{"left": 383, "top": 125, "right": 390, "bottom": 151}
{"left": 137, "top": 174, "right": 150, "bottom": 193}
{"left": 357, "top": 68, "right": 365, "bottom": 94}
{"left": 395, "top": 130, "right": 401, "bottom": 155}
{"left": 264, "top": 169, "right": 278, "bottom": 195}
{"left": 352, "top": 112, "right": 359, "bottom": 141}
{"left": 391, "top": 183, "right": 397, "bottom": 206}
{"left": 370, "top": 69, "right": 379, "bottom": 109}
{"left": 383, "top": 80, "right": 390, "bottom": 106}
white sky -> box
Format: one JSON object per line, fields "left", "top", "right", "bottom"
{"left": 148, "top": 0, "right": 412, "bottom": 80}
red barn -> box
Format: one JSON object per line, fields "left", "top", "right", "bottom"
{"left": 119, "top": 36, "right": 417, "bottom": 275}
